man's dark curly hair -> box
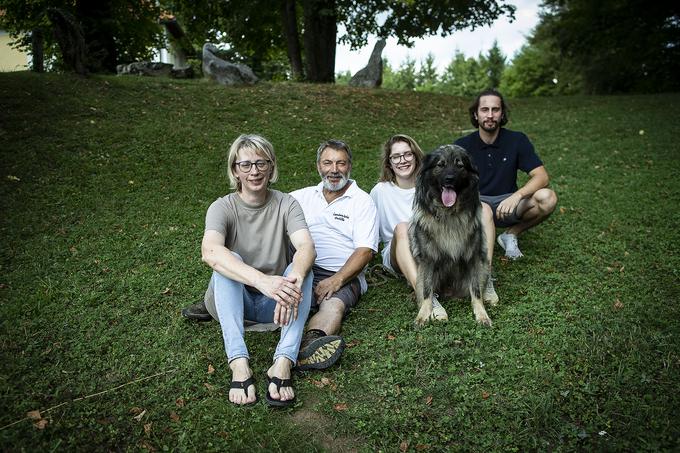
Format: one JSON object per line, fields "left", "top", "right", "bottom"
{"left": 468, "top": 88, "right": 509, "bottom": 128}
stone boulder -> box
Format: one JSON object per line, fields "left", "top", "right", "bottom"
{"left": 116, "top": 61, "right": 173, "bottom": 77}
{"left": 349, "top": 39, "right": 386, "bottom": 88}
{"left": 202, "top": 43, "right": 258, "bottom": 85}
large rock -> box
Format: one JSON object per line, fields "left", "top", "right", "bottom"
{"left": 117, "top": 61, "right": 173, "bottom": 77}
{"left": 349, "top": 39, "right": 386, "bottom": 88}
{"left": 202, "top": 43, "right": 258, "bottom": 85}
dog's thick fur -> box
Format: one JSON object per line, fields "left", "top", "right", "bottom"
{"left": 408, "top": 144, "right": 497, "bottom": 326}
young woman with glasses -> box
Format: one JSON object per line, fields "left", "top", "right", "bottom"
{"left": 369, "top": 134, "right": 449, "bottom": 321}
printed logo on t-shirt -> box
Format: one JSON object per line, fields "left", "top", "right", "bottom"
{"left": 332, "top": 212, "right": 349, "bottom": 222}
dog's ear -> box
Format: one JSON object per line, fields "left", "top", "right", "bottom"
{"left": 465, "top": 154, "right": 479, "bottom": 176}
{"left": 422, "top": 151, "right": 439, "bottom": 170}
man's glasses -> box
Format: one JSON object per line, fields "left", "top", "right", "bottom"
{"left": 389, "top": 151, "right": 414, "bottom": 164}
{"left": 234, "top": 159, "right": 271, "bottom": 172}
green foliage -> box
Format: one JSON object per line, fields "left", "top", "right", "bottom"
{"left": 339, "top": 0, "right": 516, "bottom": 48}
{"left": 0, "top": 0, "right": 162, "bottom": 73}
{"left": 415, "top": 53, "right": 439, "bottom": 92}
{"left": 501, "top": 39, "right": 583, "bottom": 97}
{"left": 535, "top": 0, "right": 680, "bottom": 93}
{"left": 1, "top": 73, "right": 679, "bottom": 451}
{"left": 335, "top": 69, "right": 352, "bottom": 85}
{"left": 485, "top": 40, "right": 505, "bottom": 89}
{"left": 439, "top": 51, "right": 487, "bottom": 96}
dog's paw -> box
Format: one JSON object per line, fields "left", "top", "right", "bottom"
{"left": 475, "top": 314, "right": 493, "bottom": 327}
{"left": 485, "top": 296, "right": 499, "bottom": 307}
{"left": 414, "top": 306, "right": 433, "bottom": 327}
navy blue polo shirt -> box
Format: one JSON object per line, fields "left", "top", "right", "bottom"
{"left": 454, "top": 128, "right": 542, "bottom": 196}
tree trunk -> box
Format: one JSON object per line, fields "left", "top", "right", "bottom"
{"left": 31, "top": 28, "right": 44, "bottom": 73}
{"left": 280, "top": 0, "right": 304, "bottom": 81}
{"left": 302, "top": 0, "right": 336, "bottom": 83}
{"left": 76, "top": 1, "right": 117, "bottom": 73}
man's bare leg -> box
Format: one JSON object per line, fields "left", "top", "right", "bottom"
{"left": 506, "top": 188, "right": 558, "bottom": 236}
{"left": 297, "top": 298, "right": 347, "bottom": 371}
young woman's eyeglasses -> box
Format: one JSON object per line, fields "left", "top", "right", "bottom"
{"left": 235, "top": 159, "right": 271, "bottom": 172}
{"left": 389, "top": 151, "right": 414, "bottom": 164}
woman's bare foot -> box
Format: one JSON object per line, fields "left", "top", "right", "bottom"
{"left": 229, "top": 358, "right": 256, "bottom": 405}
{"left": 267, "top": 357, "right": 295, "bottom": 402}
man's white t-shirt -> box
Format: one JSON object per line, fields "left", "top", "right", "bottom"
{"left": 291, "top": 180, "right": 379, "bottom": 293}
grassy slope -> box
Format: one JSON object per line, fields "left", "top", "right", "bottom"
{"left": 0, "top": 72, "right": 679, "bottom": 451}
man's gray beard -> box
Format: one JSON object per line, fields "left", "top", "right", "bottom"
{"left": 321, "top": 173, "right": 350, "bottom": 192}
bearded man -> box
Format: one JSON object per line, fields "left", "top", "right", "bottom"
{"left": 288, "top": 139, "right": 378, "bottom": 371}
{"left": 455, "top": 89, "right": 557, "bottom": 261}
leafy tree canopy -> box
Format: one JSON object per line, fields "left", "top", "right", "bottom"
{"left": 537, "top": 0, "right": 680, "bottom": 93}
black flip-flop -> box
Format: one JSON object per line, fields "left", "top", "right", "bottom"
{"left": 265, "top": 375, "right": 296, "bottom": 407}
{"left": 230, "top": 376, "right": 258, "bottom": 406}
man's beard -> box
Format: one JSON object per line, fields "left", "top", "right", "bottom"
{"left": 480, "top": 120, "right": 499, "bottom": 133}
{"left": 321, "top": 172, "right": 350, "bottom": 192}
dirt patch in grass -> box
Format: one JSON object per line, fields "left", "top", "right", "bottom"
{"left": 289, "top": 393, "right": 363, "bottom": 452}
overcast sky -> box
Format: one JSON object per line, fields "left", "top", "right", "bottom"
{"left": 335, "top": 0, "right": 542, "bottom": 75}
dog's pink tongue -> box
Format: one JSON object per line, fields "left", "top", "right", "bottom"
{"left": 442, "top": 188, "right": 457, "bottom": 207}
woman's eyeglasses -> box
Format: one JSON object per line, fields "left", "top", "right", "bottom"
{"left": 234, "top": 159, "right": 271, "bottom": 172}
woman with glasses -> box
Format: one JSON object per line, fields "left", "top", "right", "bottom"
{"left": 369, "top": 134, "right": 448, "bottom": 321}
{"left": 201, "top": 134, "right": 316, "bottom": 407}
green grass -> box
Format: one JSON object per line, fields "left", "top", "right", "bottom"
{"left": 1, "top": 72, "right": 679, "bottom": 451}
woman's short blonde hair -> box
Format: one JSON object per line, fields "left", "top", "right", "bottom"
{"left": 227, "top": 134, "right": 279, "bottom": 191}
{"left": 379, "top": 134, "right": 425, "bottom": 183}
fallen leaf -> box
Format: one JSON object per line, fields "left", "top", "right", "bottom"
{"left": 425, "top": 395, "right": 433, "bottom": 405}
{"left": 482, "top": 391, "right": 490, "bottom": 399}
{"left": 559, "top": 206, "right": 566, "bottom": 214}
{"left": 415, "top": 444, "right": 429, "bottom": 451}
{"left": 394, "top": 384, "right": 401, "bottom": 396}
{"left": 334, "top": 402, "right": 348, "bottom": 411}
{"left": 207, "top": 364, "right": 215, "bottom": 374}
{"left": 400, "top": 440, "right": 409, "bottom": 452}
{"left": 204, "top": 383, "right": 214, "bottom": 391}
{"left": 27, "top": 410, "right": 41, "bottom": 420}
{"left": 129, "top": 407, "right": 144, "bottom": 415}
{"left": 387, "top": 334, "right": 396, "bottom": 341}
{"left": 169, "top": 411, "right": 180, "bottom": 422}
{"left": 34, "top": 419, "right": 48, "bottom": 430}
{"left": 216, "top": 431, "right": 230, "bottom": 439}
{"left": 346, "top": 339, "right": 361, "bottom": 348}
{"left": 613, "top": 299, "right": 624, "bottom": 310}
{"left": 175, "top": 397, "right": 185, "bottom": 408}
{"left": 133, "top": 409, "right": 147, "bottom": 422}
{"left": 161, "top": 287, "right": 172, "bottom": 296}
{"left": 144, "top": 422, "right": 153, "bottom": 434}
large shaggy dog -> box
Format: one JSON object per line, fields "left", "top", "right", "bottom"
{"left": 409, "top": 144, "right": 497, "bottom": 326}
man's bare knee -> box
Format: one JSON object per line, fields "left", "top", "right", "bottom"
{"left": 534, "top": 189, "right": 557, "bottom": 215}
{"left": 318, "top": 297, "right": 345, "bottom": 316}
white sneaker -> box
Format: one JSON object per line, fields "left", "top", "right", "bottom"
{"left": 483, "top": 277, "right": 499, "bottom": 305}
{"left": 497, "top": 232, "right": 524, "bottom": 260}
{"left": 431, "top": 295, "right": 448, "bottom": 321}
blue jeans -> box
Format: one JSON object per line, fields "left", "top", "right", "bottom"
{"left": 207, "top": 256, "right": 312, "bottom": 364}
